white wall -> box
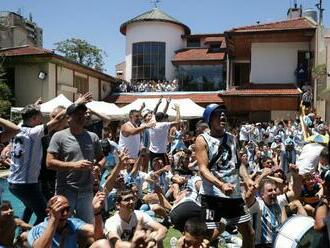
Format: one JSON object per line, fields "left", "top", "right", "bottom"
{"left": 15, "top": 63, "right": 49, "bottom": 106}
{"left": 250, "top": 42, "right": 309, "bottom": 83}
{"left": 125, "top": 21, "right": 185, "bottom": 81}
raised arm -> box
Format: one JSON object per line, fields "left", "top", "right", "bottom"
{"left": 121, "top": 121, "right": 155, "bottom": 137}
{"left": 153, "top": 96, "right": 163, "bottom": 113}
{"left": 89, "top": 109, "right": 111, "bottom": 126}
{"left": 103, "top": 151, "right": 128, "bottom": 193}
{"left": 163, "top": 98, "right": 171, "bottom": 114}
{"left": 0, "top": 118, "right": 20, "bottom": 143}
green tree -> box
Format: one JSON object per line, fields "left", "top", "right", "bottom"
{"left": 0, "top": 57, "right": 14, "bottom": 118}
{"left": 54, "top": 38, "right": 106, "bottom": 71}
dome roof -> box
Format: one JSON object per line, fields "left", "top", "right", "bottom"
{"left": 120, "top": 8, "right": 191, "bottom": 35}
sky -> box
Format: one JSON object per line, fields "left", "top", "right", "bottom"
{"left": 1, "top": 0, "right": 329, "bottom": 75}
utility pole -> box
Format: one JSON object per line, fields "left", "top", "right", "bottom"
{"left": 316, "top": 0, "right": 324, "bottom": 25}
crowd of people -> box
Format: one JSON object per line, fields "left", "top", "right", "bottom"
{"left": 118, "top": 80, "right": 179, "bottom": 93}
{"left": 0, "top": 92, "right": 330, "bottom": 248}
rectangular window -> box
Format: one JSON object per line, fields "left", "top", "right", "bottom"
{"left": 187, "top": 38, "right": 201, "bottom": 48}
{"left": 131, "top": 42, "right": 166, "bottom": 81}
{"left": 74, "top": 75, "right": 88, "bottom": 94}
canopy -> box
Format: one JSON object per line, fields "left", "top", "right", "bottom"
{"left": 86, "top": 101, "right": 122, "bottom": 120}
{"left": 120, "top": 98, "right": 205, "bottom": 119}
{"left": 40, "top": 94, "right": 73, "bottom": 114}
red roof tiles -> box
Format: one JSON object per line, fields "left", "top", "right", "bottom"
{"left": 105, "top": 92, "right": 224, "bottom": 105}
{"left": 221, "top": 84, "right": 301, "bottom": 96}
{"left": 0, "top": 46, "right": 52, "bottom": 56}
{"left": 229, "top": 17, "right": 316, "bottom": 33}
{"left": 173, "top": 48, "right": 225, "bottom": 62}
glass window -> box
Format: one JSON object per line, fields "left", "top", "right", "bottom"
{"left": 132, "top": 42, "right": 166, "bottom": 81}
{"left": 175, "top": 65, "right": 225, "bottom": 91}
{"left": 187, "top": 38, "right": 201, "bottom": 48}
{"left": 74, "top": 75, "right": 88, "bottom": 94}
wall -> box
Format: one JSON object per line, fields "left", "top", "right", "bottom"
{"left": 271, "top": 110, "right": 297, "bottom": 120}
{"left": 57, "top": 66, "right": 74, "bottom": 101}
{"left": 250, "top": 42, "right": 309, "bottom": 83}
{"left": 15, "top": 63, "right": 49, "bottom": 106}
{"left": 125, "top": 21, "right": 185, "bottom": 81}
{"left": 89, "top": 76, "right": 99, "bottom": 100}
{"left": 48, "top": 63, "right": 56, "bottom": 99}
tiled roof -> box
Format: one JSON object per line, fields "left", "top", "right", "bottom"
{"left": 173, "top": 48, "right": 225, "bottom": 62}
{"left": 120, "top": 8, "right": 190, "bottom": 35}
{"left": 105, "top": 92, "right": 224, "bottom": 105}
{"left": 0, "top": 45, "right": 118, "bottom": 81}
{"left": 228, "top": 17, "right": 316, "bottom": 33}
{"left": 221, "top": 84, "right": 301, "bottom": 96}
{"left": 0, "top": 46, "right": 52, "bottom": 56}
{"left": 204, "top": 36, "right": 225, "bottom": 44}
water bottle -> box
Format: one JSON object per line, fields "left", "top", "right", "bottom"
{"left": 170, "top": 237, "right": 177, "bottom": 248}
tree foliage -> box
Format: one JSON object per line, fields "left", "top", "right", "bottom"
{"left": 0, "top": 57, "right": 14, "bottom": 118}
{"left": 54, "top": 38, "right": 106, "bottom": 71}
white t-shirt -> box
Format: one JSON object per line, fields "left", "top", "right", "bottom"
{"left": 8, "top": 124, "right": 46, "bottom": 184}
{"left": 118, "top": 122, "right": 141, "bottom": 159}
{"left": 148, "top": 122, "right": 171, "bottom": 153}
{"left": 239, "top": 125, "right": 249, "bottom": 141}
{"left": 105, "top": 210, "right": 153, "bottom": 241}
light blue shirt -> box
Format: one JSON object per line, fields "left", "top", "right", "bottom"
{"left": 28, "top": 217, "right": 86, "bottom": 248}
{"left": 8, "top": 125, "right": 45, "bottom": 184}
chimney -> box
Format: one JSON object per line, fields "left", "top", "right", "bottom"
{"left": 287, "top": 4, "right": 302, "bottom": 19}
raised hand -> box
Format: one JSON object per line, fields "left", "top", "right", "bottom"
{"left": 92, "top": 191, "right": 106, "bottom": 214}
{"left": 48, "top": 196, "right": 69, "bottom": 222}
{"left": 172, "top": 103, "right": 180, "bottom": 111}
{"left": 75, "top": 92, "right": 93, "bottom": 105}
{"left": 221, "top": 183, "right": 235, "bottom": 196}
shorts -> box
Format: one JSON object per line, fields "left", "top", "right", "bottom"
{"left": 201, "top": 194, "right": 251, "bottom": 229}
{"left": 170, "top": 201, "right": 201, "bottom": 232}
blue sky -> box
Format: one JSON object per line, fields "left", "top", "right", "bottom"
{"left": 1, "top": 0, "right": 329, "bottom": 75}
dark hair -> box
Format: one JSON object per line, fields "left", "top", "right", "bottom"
{"left": 155, "top": 112, "right": 168, "bottom": 122}
{"left": 116, "top": 188, "right": 134, "bottom": 203}
{"left": 0, "top": 200, "right": 12, "bottom": 210}
{"left": 129, "top": 109, "right": 139, "bottom": 117}
{"left": 21, "top": 104, "right": 41, "bottom": 122}
{"left": 184, "top": 217, "right": 207, "bottom": 237}
{"left": 259, "top": 178, "right": 276, "bottom": 193}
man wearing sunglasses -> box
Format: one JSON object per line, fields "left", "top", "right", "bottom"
{"left": 195, "top": 104, "right": 255, "bottom": 248}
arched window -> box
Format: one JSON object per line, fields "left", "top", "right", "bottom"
{"left": 132, "top": 42, "right": 165, "bottom": 81}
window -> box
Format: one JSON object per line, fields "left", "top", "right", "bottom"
{"left": 132, "top": 42, "right": 166, "bottom": 81}
{"left": 176, "top": 64, "right": 225, "bottom": 91}
{"left": 187, "top": 38, "right": 201, "bottom": 48}
{"left": 74, "top": 75, "right": 88, "bottom": 93}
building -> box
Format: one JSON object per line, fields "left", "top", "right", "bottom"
{"left": 0, "top": 11, "right": 43, "bottom": 49}
{"left": 110, "top": 6, "right": 327, "bottom": 121}
{"left": 223, "top": 13, "right": 317, "bottom": 121}
{"left": 0, "top": 46, "right": 117, "bottom": 106}
{"left": 117, "top": 7, "right": 226, "bottom": 91}
{"left": 323, "top": 29, "right": 330, "bottom": 120}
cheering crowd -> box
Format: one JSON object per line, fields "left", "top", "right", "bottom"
{"left": 0, "top": 92, "right": 330, "bottom": 248}
{"left": 118, "top": 80, "right": 179, "bottom": 93}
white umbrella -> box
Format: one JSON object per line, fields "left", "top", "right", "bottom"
{"left": 120, "top": 98, "right": 204, "bottom": 119}
{"left": 86, "top": 101, "right": 122, "bottom": 120}
{"left": 40, "top": 94, "right": 73, "bottom": 114}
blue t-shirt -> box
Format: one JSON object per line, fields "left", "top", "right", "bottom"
{"left": 28, "top": 217, "right": 86, "bottom": 248}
